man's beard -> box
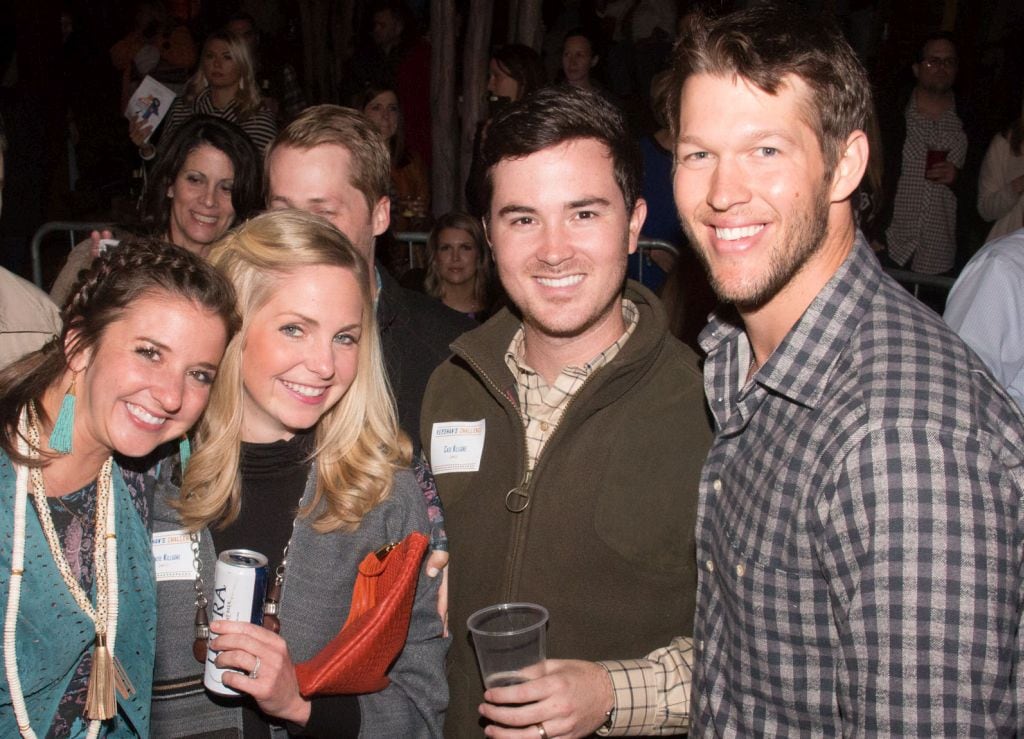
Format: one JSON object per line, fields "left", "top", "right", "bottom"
{"left": 683, "top": 179, "right": 831, "bottom": 311}
{"left": 919, "top": 78, "right": 954, "bottom": 95}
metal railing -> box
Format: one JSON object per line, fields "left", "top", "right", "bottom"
{"left": 30, "top": 221, "right": 112, "bottom": 288}
{"left": 32, "top": 223, "right": 952, "bottom": 308}
{"left": 392, "top": 231, "right": 680, "bottom": 281}
{"left": 633, "top": 238, "right": 679, "bottom": 284}
{"left": 392, "top": 231, "right": 429, "bottom": 271}
{"left": 883, "top": 267, "right": 956, "bottom": 298}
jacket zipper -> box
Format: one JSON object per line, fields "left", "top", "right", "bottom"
{"left": 459, "top": 350, "right": 599, "bottom": 603}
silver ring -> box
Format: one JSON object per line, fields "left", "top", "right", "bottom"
{"left": 249, "top": 655, "right": 261, "bottom": 680}
{"left": 536, "top": 723, "right": 548, "bottom": 739}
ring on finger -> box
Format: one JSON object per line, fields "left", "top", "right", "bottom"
{"left": 249, "top": 655, "right": 261, "bottom": 680}
{"left": 536, "top": 723, "right": 548, "bottom": 739}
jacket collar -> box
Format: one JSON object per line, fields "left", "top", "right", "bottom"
{"left": 450, "top": 280, "right": 669, "bottom": 412}
{"left": 375, "top": 264, "right": 400, "bottom": 332}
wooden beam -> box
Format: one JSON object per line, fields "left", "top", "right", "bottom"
{"left": 459, "top": 0, "right": 495, "bottom": 212}
{"left": 513, "top": 0, "right": 543, "bottom": 49}
{"left": 431, "top": 0, "right": 459, "bottom": 215}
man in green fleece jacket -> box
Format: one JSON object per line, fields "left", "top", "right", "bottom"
{"left": 421, "top": 86, "right": 711, "bottom": 738}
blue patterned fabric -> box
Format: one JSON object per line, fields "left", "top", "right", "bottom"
{"left": 0, "top": 452, "right": 156, "bottom": 737}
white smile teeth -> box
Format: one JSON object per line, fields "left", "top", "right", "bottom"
{"left": 536, "top": 275, "right": 584, "bottom": 288}
{"left": 282, "top": 380, "right": 326, "bottom": 398}
{"left": 127, "top": 403, "right": 165, "bottom": 426}
{"left": 716, "top": 224, "right": 765, "bottom": 241}
{"left": 193, "top": 213, "right": 218, "bottom": 225}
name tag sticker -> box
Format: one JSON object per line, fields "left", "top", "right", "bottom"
{"left": 152, "top": 528, "right": 198, "bottom": 582}
{"left": 431, "top": 419, "right": 486, "bottom": 474}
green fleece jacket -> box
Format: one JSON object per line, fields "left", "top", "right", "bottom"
{"left": 420, "top": 281, "right": 711, "bottom": 737}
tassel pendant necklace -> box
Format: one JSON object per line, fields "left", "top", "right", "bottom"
{"left": 3, "top": 404, "right": 123, "bottom": 737}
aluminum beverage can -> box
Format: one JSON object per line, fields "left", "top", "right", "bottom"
{"left": 204, "top": 549, "right": 269, "bottom": 696}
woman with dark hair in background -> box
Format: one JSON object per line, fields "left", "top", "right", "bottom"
{"left": 487, "top": 44, "right": 546, "bottom": 109}
{"left": 466, "top": 45, "right": 547, "bottom": 217}
{"left": 558, "top": 27, "right": 623, "bottom": 115}
{"left": 0, "top": 240, "right": 236, "bottom": 737}
{"left": 424, "top": 212, "right": 494, "bottom": 321}
{"left": 51, "top": 115, "right": 262, "bottom": 306}
{"left": 131, "top": 30, "right": 277, "bottom": 157}
{"left": 354, "top": 82, "right": 430, "bottom": 232}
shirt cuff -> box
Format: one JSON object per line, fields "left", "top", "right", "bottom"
{"left": 594, "top": 635, "right": 693, "bottom": 736}
{"left": 594, "top": 659, "right": 662, "bottom": 736}
{"left": 287, "top": 694, "right": 360, "bottom": 737}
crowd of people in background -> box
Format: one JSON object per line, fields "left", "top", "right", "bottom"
{"left": 2, "top": 0, "right": 1024, "bottom": 737}
{"left": 2, "top": 0, "right": 1021, "bottom": 338}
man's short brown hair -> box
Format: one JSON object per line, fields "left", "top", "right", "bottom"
{"left": 267, "top": 104, "right": 391, "bottom": 211}
{"left": 668, "top": 4, "right": 871, "bottom": 177}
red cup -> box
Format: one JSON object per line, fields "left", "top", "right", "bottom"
{"left": 925, "top": 149, "right": 949, "bottom": 170}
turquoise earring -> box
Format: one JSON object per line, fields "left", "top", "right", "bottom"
{"left": 48, "top": 375, "right": 77, "bottom": 455}
{"left": 179, "top": 435, "right": 192, "bottom": 473}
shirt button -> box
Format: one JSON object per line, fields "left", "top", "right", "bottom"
{"left": 712, "top": 479, "right": 722, "bottom": 492}
{"left": 705, "top": 559, "right": 714, "bottom": 573}
{"left": 735, "top": 563, "right": 745, "bottom": 577}
{"left": 540, "top": 421, "right": 550, "bottom": 432}
{"left": 698, "top": 639, "right": 704, "bottom": 651}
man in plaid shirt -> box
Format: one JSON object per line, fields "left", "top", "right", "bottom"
{"left": 881, "top": 33, "right": 969, "bottom": 276}
{"left": 664, "top": 4, "right": 1024, "bottom": 736}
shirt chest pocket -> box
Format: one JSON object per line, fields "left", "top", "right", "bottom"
{"left": 708, "top": 480, "right": 835, "bottom": 655}
{"left": 705, "top": 532, "right": 838, "bottom": 725}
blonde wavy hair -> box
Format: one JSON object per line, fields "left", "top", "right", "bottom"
{"left": 424, "top": 211, "right": 491, "bottom": 309}
{"left": 175, "top": 209, "right": 411, "bottom": 533}
{"left": 186, "top": 31, "right": 263, "bottom": 120}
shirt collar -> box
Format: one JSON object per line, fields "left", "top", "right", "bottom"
{"left": 198, "top": 88, "right": 239, "bottom": 114}
{"left": 505, "top": 299, "right": 640, "bottom": 381}
{"left": 701, "top": 232, "right": 879, "bottom": 409}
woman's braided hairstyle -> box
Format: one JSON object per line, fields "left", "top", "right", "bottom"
{"left": 0, "top": 237, "right": 240, "bottom": 464}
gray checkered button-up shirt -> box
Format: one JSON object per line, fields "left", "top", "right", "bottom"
{"left": 694, "top": 234, "right": 1024, "bottom": 736}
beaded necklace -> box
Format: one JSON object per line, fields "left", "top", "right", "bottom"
{"left": 2, "top": 404, "right": 120, "bottom": 738}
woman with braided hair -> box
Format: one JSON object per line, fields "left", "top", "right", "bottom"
{"left": 0, "top": 239, "right": 238, "bottom": 737}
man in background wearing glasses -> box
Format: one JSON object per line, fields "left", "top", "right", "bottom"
{"left": 878, "top": 32, "right": 973, "bottom": 278}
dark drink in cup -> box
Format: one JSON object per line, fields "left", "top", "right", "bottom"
{"left": 485, "top": 671, "right": 528, "bottom": 689}
{"left": 926, "top": 149, "right": 949, "bottom": 170}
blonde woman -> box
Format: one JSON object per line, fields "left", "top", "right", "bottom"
{"left": 424, "top": 212, "right": 494, "bottom": 321}
{"left": 132, "top": 30, "right": 277, "bottom": 157}
{"left": 149, "top": 210, "right": 447, "bottom": 737}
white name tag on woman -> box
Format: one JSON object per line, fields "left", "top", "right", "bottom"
{"left": 152, "top": 529, "right": 199, "bottom": 581}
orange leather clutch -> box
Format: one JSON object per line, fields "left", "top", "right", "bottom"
{"left": 294, "top": 531, "right": 428, "bottom": 696}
